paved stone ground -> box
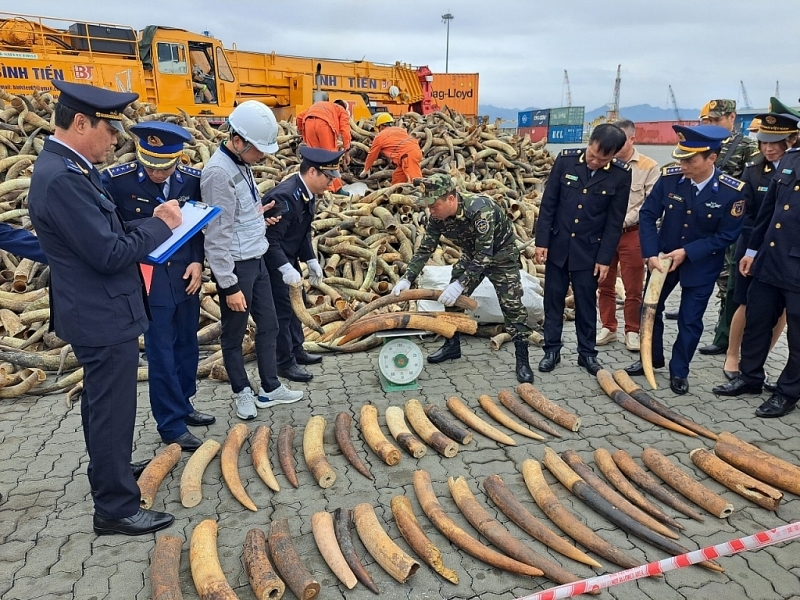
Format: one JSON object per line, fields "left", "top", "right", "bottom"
{"left": 2, "top": 294, "right": 799, "bottom": 600}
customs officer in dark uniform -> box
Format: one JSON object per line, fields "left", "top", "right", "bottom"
{"left": 263, "top": 147, "right": 339, "bottom": 382}
{"left": 535, "top": 124, "right": 631, "bottom": 375}
{"left": 102, "top": 122, "right": 214, "bottom": 451}
{"left": 0, "top": 223, "right": 47, "bottom": 263}
{"left": 28, "top": 81, "right": 181, "bottom": 535}
{"left": 392, "top": 173, "right": 535, "bottom": 383}
{"left": 713, "top": 119, "right": 800, "bottom": 417}
{"left": 625, "top": 125, "right": 746, "bottom": 394}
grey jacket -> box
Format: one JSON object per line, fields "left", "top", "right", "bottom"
{"left": 201, "top": 146, "right": 268, "bottom": 292}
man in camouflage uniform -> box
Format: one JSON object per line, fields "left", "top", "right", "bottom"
{"left": 391, "top": 173, "right": 534, "bottom": 383}
{"left": 696, "top": 99, "right": 761, "bottom": 355}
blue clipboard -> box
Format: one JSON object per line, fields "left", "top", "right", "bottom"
{"left": 147, "top": 201, "right": 221, "bottom": 264}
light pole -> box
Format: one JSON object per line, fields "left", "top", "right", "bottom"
{"left": 442, "top": 12, "right": 454, "bottom": 73}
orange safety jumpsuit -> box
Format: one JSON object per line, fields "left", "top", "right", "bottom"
{"left": 297, "top": 102, "right": 351, "bottom": 192}
{"left": 363, "top": 126, "right": 423, "bottom": 185}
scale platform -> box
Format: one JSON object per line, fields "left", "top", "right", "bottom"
{"left": 376, "top": 330, "right": 429, "bottom": 392}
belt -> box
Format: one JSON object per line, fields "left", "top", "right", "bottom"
{"left": 622, "top": 224, "right": 639, "bottom": 233}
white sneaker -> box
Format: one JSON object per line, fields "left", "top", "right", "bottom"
{"left": 625, "top": 332, "right": 640, "bottom": 352}
{"left": 256, "top": 384, "right": 304, "bottom": 408}
{"left": 235, "top": 387, "right": 257, "bottom": 420}
{"left": 596, "top": 327, "right": 617, "bottom": 346}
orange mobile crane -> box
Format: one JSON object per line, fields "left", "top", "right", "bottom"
{"left": 0, "top": 12, "right": 434, "bottom": 121}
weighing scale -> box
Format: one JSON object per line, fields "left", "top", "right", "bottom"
{"left": 376, "top": 330, "right": 427, "bottom": 392}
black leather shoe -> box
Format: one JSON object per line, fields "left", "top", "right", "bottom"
{"left": 577, "top": 355, "right": 603, "bottom": 376}
{"left": 185, "top": 410, "right": 216, "bottom": 427}
{"left": 665, "top": 310, "right": 679, "bottom": 320}
{"left": 624, "top": 359, "right": 665, "bottom": 376}
{"left": 755, "top": 394, "right": 797, "bottom": 418}
{"left": 130, "top": 459, "right": 151, "bottom": 480}
{"left": 278, "top": 364, "right": 313, "bottom": 382}
{"left": 538, "top": 352, "right": 561, "bottom": 372}
{"left": 699, "top": 343, "right": 727, "bottom": 355}
{"left": 670, "top": 374, "right": 689, "bottom": 395}
{"left": 723, "top": 369, "right": 740, "bottom": 381}
{"left": 428, "top": 333, "right": 461, "bottom": 364}
{"left": 712, "top": 377, "right": 762, "bottom": 397}
{"left": 93, "top": 508, "right": 174, "bottom": 536}
{"left": 295, "top": 350, "right": 323, "bottom": 365}
{"left": 162, "top": 431, "right": 203, "bottom": 451}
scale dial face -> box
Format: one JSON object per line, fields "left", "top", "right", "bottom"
{"left": 379, "top": 338, "right": 424, "bottom": 384}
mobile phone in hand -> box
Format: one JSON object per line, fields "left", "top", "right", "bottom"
{"left": 262, "top": 200, "right": 288, "bottom": 219}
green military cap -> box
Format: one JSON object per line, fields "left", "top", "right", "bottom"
{"left": 413, "top": 173, "right": 455, "bottom": 206}
{"left": 768, "top": 97, "right": 800, "bottom": 121}
{"left": 706, "top": 99, "right": 736, "bottom": 118}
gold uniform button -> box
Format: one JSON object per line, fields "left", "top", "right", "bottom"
{"left": 686, "top": 209, "right": 692, "bottom": 214}
{"left": 135, "top": 207, "right": 141, "bottom": 213}
{"left": 571, "top": 233, "right": 576, "bottom": 237}
{"left": 167, "top": 261, "right": 172, "bottom": 267}
{"left": 582, "top": 189, "right": 588, "bottom": 194}
{"left": 785, "top": 205, "right": 790, "bottom": 210}
{"left": 707, "top": 214, "right": 712, "bottom": 218}
{"left": 681, "top": 236, "right": 685, "bottom": 240}
{"left": 776, "top": 223, "right": 781, "bottom": 229}
{"left": 683, "top": 224, "right": 689, "bottom": 228}
{"left": 669, "top": 204, "right": 673, "bottom": 209}
{"left": 574, "top": 218, "right": 579, "bottom": 223}
{"left": 795, "top": 185, "right": 799, "bottom": 191}
{"left": 770, "top": 241, "right": 776, "bottom": 247}
{"left": 578, "top": 204, "right": 583, "bottom": 209}
{"left": 601, "top": 190, "right": 607, "bottom": 195}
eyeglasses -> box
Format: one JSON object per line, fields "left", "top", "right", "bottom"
{"left": 317, "top": 169, "right": 334, "bottom": 181}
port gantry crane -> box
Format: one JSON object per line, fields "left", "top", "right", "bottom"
{"left": 668, "top": 85, "right": 682, "bottom": 122}
{"left": 562, "top": 69, "right": 572, "bottom": 107}
{"left": 739, "top": 81, "right": 753, "bottom": 110}
{"left": 606, "top": 64, "right": 621, "bottom": 122}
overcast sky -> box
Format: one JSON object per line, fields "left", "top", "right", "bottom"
{"left": 24, "top": 0, "right": 799, "bottom": 111}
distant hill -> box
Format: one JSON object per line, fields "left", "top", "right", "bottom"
{"left": 479, "top": 103, "right": 701, "bottom": 127}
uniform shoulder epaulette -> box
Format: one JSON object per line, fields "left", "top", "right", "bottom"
{"left": 560, "top": 148, "right": 582, "bottom": 157}
{"left": 661, "top": 165, "right": 683, "bottom": 176}
{"left": 177, "top": 163, "right": 202, "bottom": 178}
{"left": 63, "top": 157, "right": 88, "bottom": 175}
{"left": 719, "top": 173, "right": 745, "bottom": 191}
{"left": 611, "top": 157, "right": 631, "bottom": 171}
{"left": 786, "top": 147, "right": 800, "bottom": 154}
{"left": 106, "top": 161, "right": 138, "bottom": 178}
{"left": 462, "top": 192, "right": 490, "bottom": 214}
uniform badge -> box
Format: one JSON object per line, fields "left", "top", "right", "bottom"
{"left": 782, "top": 169, "right": 793, "bottom": 175}
{"left": 565, "top": 174, "right": 578, "bottom": 181}
{"left": 668, "top": 193, "right": 684, "bottom": 202}
{"left": 705, "top": 201, "right": 721, "bottom": 209}
{"left": 475, "top": 218, "right": 490, "bottom": 234}
{"left": 731, "top": 200, "right": 745, "bottom": 217}
{"left": 758, "top": 186, "right": 769, "bottom": 192}
{"left": 147, "top": 135, "right": 164, "bottom": 147}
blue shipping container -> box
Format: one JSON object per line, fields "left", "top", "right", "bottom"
{"left": 518, "top": 111, "right": 533, "bottom": 126}
{"left": 531, "top": 109, "right": 549, "bottom": 126}
{"left": 548, "top": 124, "right": 583, "bottom": 144}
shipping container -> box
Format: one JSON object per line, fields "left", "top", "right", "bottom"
{"left": 548, "top": 124, "right": 583, "bottom": 144}
{"left": 531, "top": 109, "right": 549, "bottom": 126}
{"left": 430, "top": 73, "right": 479, "bottom": 117}
{"left": 632, "top": 120, "right": 700, "bottom": 145}
{"left": 518, "top": 126, "right": 548, "bottom": 142}
{"left": 518, "top": 110, "right": 534, "bottom": 127}
{"left": 548, "top": 106, "right": 585, "bottom": 126}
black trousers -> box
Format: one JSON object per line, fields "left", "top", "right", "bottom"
{"left": 220, "top": 257, "right": 280, "bottom": 394}
{"left": 740, "top": 278, "right": 800, "bottom": 401}
{"left": 73, "top": 339, "right": 141, "bottom": 519}
{"left": 268, "top": 265, "right": 305, "bottom": 369}
{"left": 543, "top": 262, "right": 598, "bottom": 357}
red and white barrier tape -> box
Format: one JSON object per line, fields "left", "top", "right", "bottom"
{"left": 515, "top": 521, "right": 800, "bottom": 600}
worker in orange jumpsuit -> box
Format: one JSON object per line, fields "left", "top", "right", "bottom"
{"left": 359, "top": 113, "right": 423, "bottom": 185}
{"left": 297, "top": 98, "right": 351, "bottom": 193}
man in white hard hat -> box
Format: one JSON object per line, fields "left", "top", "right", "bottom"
{"left": 202, "top": 101, "right": 303, "bottom": 421}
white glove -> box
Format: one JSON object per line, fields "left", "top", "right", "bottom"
{"left": 392, "top": 278, "right": 412, "bottom": 296}
{"left": 278, "top": 263, "right": 302, "bottom": 285}
{"left": 306, "top": 259, "right": 323, "bottom": 286}
{"left": 438, "top": 280, "right": 464, "bottom": 307}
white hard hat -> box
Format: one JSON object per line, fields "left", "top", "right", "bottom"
{"left": 227, "top": 101, "right": 279, "bottom": 153}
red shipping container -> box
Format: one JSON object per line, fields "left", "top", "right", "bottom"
{"left": 517, "top": 126, "right": 547, "bottom": 142}
{"left": 633, "top": 120, "right": 700, "bottom": 145}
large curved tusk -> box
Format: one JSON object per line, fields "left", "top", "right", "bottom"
{"left": 277, "top": 424, "right": 299, "bottom": 488}
{"left": 180, "top": 439, "right": 221, "bottom": 508}
{"left": 353, "top": 502, "right": 420, "bottom": 583}
{"left": 190, "top": 520, "right": 238, "bottom": 600}
{"left": 303, "top": 415, "right": 336, "bottom": 488}
{"left": 221, "top": 423, "right": 257, "bottom": 511}
{"left": 516, "top": 383, "right": 581, "bottom": 432}
{"left": 713, "top": 431, "right": 800, "bottom": 496}
{"left": 360, "top": 404, "right": 401, "bottom": 466}
{"left": 150, "top": 535, "right": 183, "bottom": 600}
{"left": 478, "top": 394, "right": 543, "bottom": 440}
{"left": 289, "top": 282, "right": 324, "bottom": 334}
{"left": 333, "top": 506, "right": 379, "bottom": 594}
{"left": 690, "top": 447, "right": 782, "bottom": 511}
{"left": 405, "top": 398, "right": 458, "bottom": 457}
{"left": 423, "top": 403, "right": 473, "bottom": 444}
{"left": 252, "top": 425, "right": 280, "bottom": 492}
{"left": 385, "top": 406, "right": 427, "bottom": 458}
{"left": 334, "top": 412, "right": 373, "bottom": 480}
{"left": 390, "top": 495, "right": 459, "bottom": 584}
{"left": 641, "top": 255, "right": 673, "bottom": 389}
{"left": 497, "top": 389, "right": 561, "bottom": 437}
{"left": 445, "top": 396, "right": 515, "bottom": 446}
{"left": 138, "top": 443, "right": 182, "bottom": 510}
{"left": 268, "top": 519, "right": 320, "bottom": 600}
{"left": 641, "top": 447, "right": 733, "bottom": 519}
{"left": 311, "top": 511, "right": 358, "bottom": 589}
{"left": 243, "top": 528, "right": 286, "bottom": 599}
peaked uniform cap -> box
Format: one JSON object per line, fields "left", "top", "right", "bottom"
{"left": 130, "top": 121, "right": 192, "bottom": 169}
{"left": 672, "top": 124, "right": 730, "bottom": 159}
{"left": 299, "top": 146, "right": 344, "bottom": 178}
{"left": 52, "top": 80, "right": 137, "bottom": 132}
